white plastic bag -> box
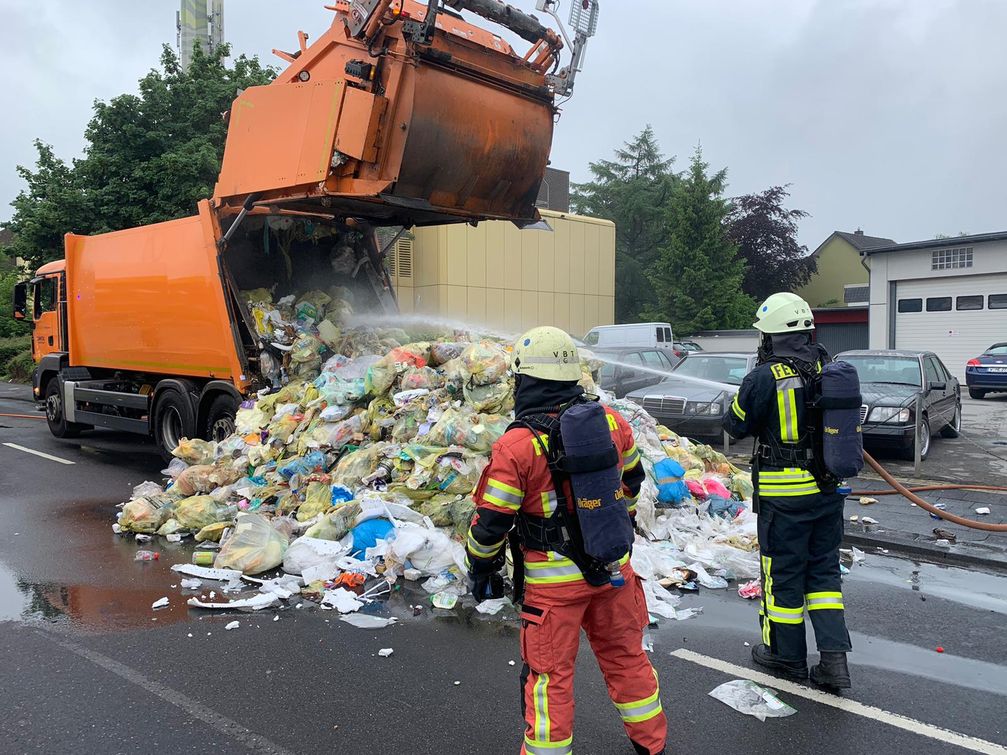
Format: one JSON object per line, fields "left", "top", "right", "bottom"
{"left": 283, "top": 536, "right": 349, "bottom": 576}
{"left": 709, "top": 680, "right": 796, "bottom": 721}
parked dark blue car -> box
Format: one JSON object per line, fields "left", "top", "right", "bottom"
{"left": 966, "top": 343, "right": 1007, "bottom": 399}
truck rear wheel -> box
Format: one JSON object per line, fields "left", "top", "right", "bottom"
{"left": 154, "top": 389, "right": 196, "bottom": 460}
{"left": 204, "top": 394, "right": 239, "bottom": 442}
{"left": 45, "top": 377, "right": 87, "bottom": 438}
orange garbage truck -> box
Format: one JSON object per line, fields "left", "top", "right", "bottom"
{"left": 10, "top": 0, "right": 600, "bottom": 456}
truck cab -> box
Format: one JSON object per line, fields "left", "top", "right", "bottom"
{"left": 13, "top": 260, "right": 68, "bottom": 394}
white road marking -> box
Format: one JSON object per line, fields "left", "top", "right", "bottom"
{"left": 2, "top": 442, "right": 75, "bottom": 465}
{"left": 670, "top": 648, "right": 1007, "bottom": 755}
{"left": 42, "top": 630, "right": 294, "bottom": 755}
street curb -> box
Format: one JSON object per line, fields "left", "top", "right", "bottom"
{"left": 843, "top": 529, "right": 1007, "bottom": 575}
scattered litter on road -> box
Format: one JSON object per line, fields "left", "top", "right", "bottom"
{"left": 151, "top": 597, "right": 169, "bottom": 610}
{"left": 378, "top": 648, "right": 394, "bottom": 657}
{"left": 932, "top": 528, "right": 957, "bottom": 544}
{"left": 859, "top": 497, "right": 878, "bottom": 506}
{"left": 975, "top": 507, "right": 991, "bottom": 515}
{"left": 135, "top": 550, "right": 159, "bottom": 561}
{"left": 225, "top": 620, "right": 240, "bottom": 631}
{"left": 432, "top": 592, "right": 459, "bottom": 610}
{"left": 508, "top": 660, "right": 516, "bottom": 666}
{"left": 454, "top": 681, "right": 461, "bottom": 686}
{"left": 929, "top": 503, "right": 948, "bottom": 520}
{"left": 861, "top": 516, "right": 878, "bottom": 525}
{"left": 737, "top": 580, "right": 761, "bottom": 599}
{"left": 709, "top": 679, "right": 796, "bottom": 721}
{"left": 180, "top": 578, "right": 202, "bottom": 590}
{"left": 849, "top": 515, "right": 859, "bottom": 522}
{"left": 187, "top": 593, "right": 279, "bottom": 611}
{"left": 339, "top": 614, "right": 397, "bottom": 629}
{"left": 475, "top": 598, "right": 510, "bottom": 615}
{"left": 108, "top": 308, "right": 764, "bottom": 624}
{"left": 936, "top": 646, "right": 944, "bottom": 653}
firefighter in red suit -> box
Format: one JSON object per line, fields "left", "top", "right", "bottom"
{"left": 465, "top": 326, "right": 667, "bottom": 755}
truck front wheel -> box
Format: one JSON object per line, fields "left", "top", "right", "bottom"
{"left": 154, "top": 389, "right": 196, "bottom": 460}
{"left": 45, "top": 377, "right": 86, "bottom": 438}
{"left": 204, "top": 394, "right": 239, "bottom": 442}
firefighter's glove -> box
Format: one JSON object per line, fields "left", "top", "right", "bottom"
{"left": 468, "top": 555, "right": 505, "bottom": 601}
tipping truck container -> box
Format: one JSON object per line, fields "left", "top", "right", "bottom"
{"left": 10, "top": 0, "right": 601, "bottom": 457}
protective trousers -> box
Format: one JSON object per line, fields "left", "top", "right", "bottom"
{"left": 519, "top": 568, "right": 667, "bottom": 755}
{"left": 757, "top": 492, "right": 852, "bottom": 660}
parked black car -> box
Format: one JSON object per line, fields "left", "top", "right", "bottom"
{"left": 592, "top": 347, "right": 679, "bottom": 398}
{"left": 626, "top": 352, "right": 757, "bottom": 439}
{"left": 836, "top": 349, "right": 961, "bottom": 461}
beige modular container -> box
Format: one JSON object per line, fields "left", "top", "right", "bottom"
{"left": 387, "top": 210, "right": 615, "bottom": 338}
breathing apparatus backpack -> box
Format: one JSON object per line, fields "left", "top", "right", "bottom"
{"left": 511, "top": 398, "right": 635, "bottom": 588}
{"left": 818, "top": 360, "right": 865, "bottom": 479}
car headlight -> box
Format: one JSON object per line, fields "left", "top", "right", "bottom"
{"left": 686, "top": 400, "right": 722, "bottom": 415}
{"left": 868, "top": 406, "right": 910, "bottom": 423}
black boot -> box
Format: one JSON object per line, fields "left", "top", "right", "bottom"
{"left": 631, "top": 742, "right": 664, "bottom": 755}
{"left": 751, "top": 643, "right": 808, "bottom": 680}
{"left": 811, "top": 651, "right": 852, "bottom": 690}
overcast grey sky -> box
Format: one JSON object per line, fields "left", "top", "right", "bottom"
{"left": 2, "top": 0, "right": 1006, "bottom": 249}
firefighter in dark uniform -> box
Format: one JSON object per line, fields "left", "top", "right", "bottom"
{"left": 723, "top": 293, "right": 853, "bottom": 689}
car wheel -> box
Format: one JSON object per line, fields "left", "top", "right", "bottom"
{"left": 939, "top": 402, "right": 961, "bottom": 438}
{"left": 900, "top": 414, "right": 931, "bottom": 461}
{"left": 968, "top": 388, "right": 987, "bottom": 400}
{"left": 154, "top": 389, "right": 196, "bottom": 461}
{"left": 45, "top": 377, "right": 86, "bottom": 438}
{"left": 204, "top": 394, "right": 238, "bottom": 442}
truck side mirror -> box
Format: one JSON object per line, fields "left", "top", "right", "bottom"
{"left": 12, "top": 282, "right": 27, "bottom": 321}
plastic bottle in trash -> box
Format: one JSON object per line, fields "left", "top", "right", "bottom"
{"left": 135, "top": 550, "right": 160, "bottom": 561}
{"left": 606, "top": 561, "right": 625, "bottom": 588}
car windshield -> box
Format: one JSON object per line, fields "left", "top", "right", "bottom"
{"left": 985, "top": 344, "right": 1007, "bottom": 355}
{"left": 673, "top": 355, "right": 749, "bottom": 385}
{"left": 841, "top": 356, "right": 921, "bottom": 386}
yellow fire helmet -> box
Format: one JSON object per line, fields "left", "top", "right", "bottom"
{"left": 753, "top": 292, "right": 815, "bottom": 334}
{"left": 512, "top": 326, "right": 582, "bottom": 381}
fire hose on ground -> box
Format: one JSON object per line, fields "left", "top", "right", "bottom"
{"left": 862, "top": 451, "right": 1007, "bottom": 533}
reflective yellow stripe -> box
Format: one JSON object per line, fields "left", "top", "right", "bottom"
{"left": 540, "top": 490, "right": 558, "bottom": 517}
{"left": 524, "top": 552, "right": 628, "bottom": 585}
{"left": 623, "top": 447, "right": 641, "bottom": 472}
{"left": 607, "top": 413, "right": 618, "bottom": 431}
{"left": 484, "top": 493, "right": 522, "bottom": 511}
{"left": 806, "top": 591, "right": 844, "bottom": 611}
{"left": 731, "top": 393, "right": 746, "bottom": 420}
{"left": 614, "top": 678, "right": 663, "bottom": 723}
{"left": 524, "top": 735, "right": 572, "bottom": 754}
{"left": 761, "top": 556, "right": 772, "bottom": 645}
{"left": 760, "top": 468, "right": 816, "bottom": 482}
{"left": 534, "top": 673, "right": 550, "bottom": 742}
{"left": 777, "top": 385, "right": 799, "bottom": 442}
{"left": 488, "top": 479, "right": 523, "bottom": 497}
{"left": 759, "top": 483, "right": 820, "bottom": 497}
{"left": 466, "top": 531, "right": 504, "bottom": 558}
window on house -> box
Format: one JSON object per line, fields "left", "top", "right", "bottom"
{"left": 897, "top": 298, "right": 922, "bottom": 313}
{"left": 926, "top": 297, "right": 952, "bottom": 312}
{"left": 956, "top": 295, "right": 984, "bottom": 311}
{"left": 989, "top": 294, "right": 1007, "bottom": 310}
{"left": 931, "top": 247, "right": 973, "bottom": 270}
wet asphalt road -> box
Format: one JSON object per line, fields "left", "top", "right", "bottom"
{"left": 1, "top": 385, "right": 1005, "bottom": 754}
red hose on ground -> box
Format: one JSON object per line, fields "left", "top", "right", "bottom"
{"left": 863, "top": 451, "right": 1007, "bottom": 533}
{"left": 855, "top": 485, "right": 1007, "bottom": 496}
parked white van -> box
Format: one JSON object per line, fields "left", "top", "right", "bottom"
{"left": 583, "top": 323, "right": 675, "bottom": 350}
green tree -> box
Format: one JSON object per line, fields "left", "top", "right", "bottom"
{"left": 645, "top": 147, "right": 754, "bottom": 333}
{"left": 2, "top": 44, "right": 275, "bottom": 268}
{"left": 726, "top": 185, "right": 815, "bottom": 301}
{"left": 571, "top": 126, "right": 676, "bottom": 322}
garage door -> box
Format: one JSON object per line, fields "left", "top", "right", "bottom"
{"left": 895, "top": 273, "right": 1007, "bottom": 380}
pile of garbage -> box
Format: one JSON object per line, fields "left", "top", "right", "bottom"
{"left": 117, "top": 292, "right": 760, "bottom": 623}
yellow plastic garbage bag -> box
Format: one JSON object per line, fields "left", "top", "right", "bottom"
{"left": 174, "top": 495, "right": 232, "bottom": 531}
{"left": 460, "top": 340, "right": 509, "bottom": 386}
{"left": 298, "top": 482, "right": 333, "bottom": 522}
{"left": 214, "top": 514, "right": 289, "bottom": 574}
{"left": 304, "top": 501, "right": 362, "bottom": 541}
{"left": 195, "top": 521, "right": 231, "bottom": 543}
{"left": 119, "top": 497, "right": 171, "bottom": 534}
{"left": 172, "top": 438, "right": 217, "bottom": 465}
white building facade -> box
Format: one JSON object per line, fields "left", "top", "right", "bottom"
{"left": 865, "top": 232, "right": 1007, "bottom": 379}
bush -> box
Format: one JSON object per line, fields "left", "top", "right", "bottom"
{"left": 0, "top": 335, "right": 32, "bottom": 381}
